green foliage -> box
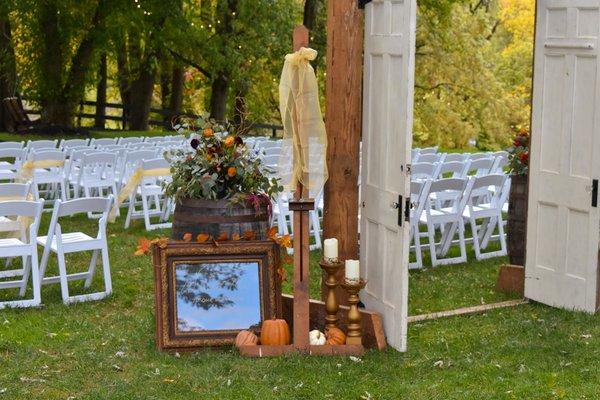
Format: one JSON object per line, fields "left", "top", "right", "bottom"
{"left": 414, "top": 0, "right": 534, "bottom": 150}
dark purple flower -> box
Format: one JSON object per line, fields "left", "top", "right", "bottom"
{"left": 234, "top": 136, "right": 244, "bottom": 146}
{"left": 190, "top": 138, "right": 200, "bottom": 149}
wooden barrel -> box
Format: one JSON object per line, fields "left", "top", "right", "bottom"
{"left": 171, "top": 198, "right": 270, "bottom": 241}
{"left": 507, "top": 174, "right": 528, "bottom": 266}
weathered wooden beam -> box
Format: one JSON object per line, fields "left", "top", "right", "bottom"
{"left": 323, "top": 0, "right": 364, "bottom": 304}
{"left": 407, "top": 299, "right": 529, "bottom": 324}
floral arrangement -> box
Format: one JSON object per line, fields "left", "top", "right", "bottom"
{"left": 507, "top": 128, "right": 529, "bottom": 176}
{"left": 164, "top": 116, "right": 283, "bottom": 209}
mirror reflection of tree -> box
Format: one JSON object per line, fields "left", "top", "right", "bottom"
{"left": 176, "top": 263, "right": 246, "bottom": 310}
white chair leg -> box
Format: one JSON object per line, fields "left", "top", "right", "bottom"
{"left": 19, "top": 255, "right": 31, "bottom": 297}
{"left": 427, "top": 220, "right": 438, "bottom": 267}
{"left": 497, "top": 212, "right": 508, "bottom": 256}
{"left": 39, "top": 242, "right": 53, "bottom": 282}
{"left": 141, "top": 193, "right": 152, "bottom": 231}
{"left": 56, "top": 250, "right": 70, "bottom": 304}
{"left": 100, "top": 244, "right": 112, "bottom": 295}
{"left": 84, "top": 249, "right": 99, "bottom": 288}
{"left": 470, "top": 216, "right": 482, "bottom": 260}
{"left": 458, "top": 220, "right": 467, "bottom": 263}
{"left": 30, "top": 250, "right": 41, "bottom": 306}
{"left": 124, "top": 193, "right": 136, "bottom": 229}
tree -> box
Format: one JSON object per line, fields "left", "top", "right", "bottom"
{"left": 0, "top": 2, "right": 17, "bottom": 131}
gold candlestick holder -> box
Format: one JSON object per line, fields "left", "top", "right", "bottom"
{"left": 341, "top": 279, "right": 367, "bottom": 345}
{"left": 319, "top": 259, "right": 344, "bottom": 330}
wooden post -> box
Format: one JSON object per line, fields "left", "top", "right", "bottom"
{"left": 291, "top": 25, "right": 311, "bottom": 353}
{"left": 323, "top": 0, "right": 364, "bottom": 304}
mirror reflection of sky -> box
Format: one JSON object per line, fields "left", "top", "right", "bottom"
{"left": 176, "top": 262, "right": 261, "bottom": 331}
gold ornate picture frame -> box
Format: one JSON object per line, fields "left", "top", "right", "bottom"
{"left": 152, "top": 240, "right": 281, "bottom": 351}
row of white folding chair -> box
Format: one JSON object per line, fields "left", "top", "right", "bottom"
{"left": 0, "top": 196, "right": 113, "bottom": 308}
{"left": 410, "top": 174, "right": 508, "bottom": 269}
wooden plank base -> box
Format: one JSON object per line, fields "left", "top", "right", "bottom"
{"left": 238, "top": 344, "right": 365, "bottom": 358}
{"left": 407, "top": 299, "right": 528, "bottom": 324}
{"left": 281, "top": 294, "right": 387, "bottom": 350}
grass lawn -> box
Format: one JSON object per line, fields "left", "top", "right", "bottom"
{"left": 1, "top": 212, "right": 600, "bottom": 399}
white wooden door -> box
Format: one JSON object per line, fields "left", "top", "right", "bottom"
{"left": 526, "top": 0, "right": 600, "bottom": 312}
{"left": 360, "top": 0, "right": 416, "bottom": 351}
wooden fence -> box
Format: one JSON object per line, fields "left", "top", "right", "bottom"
{"left": 24, "top": 99, "right": 284, "bottom": 137}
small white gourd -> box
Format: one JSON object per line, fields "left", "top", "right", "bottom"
{"left": 309, "top": 329, "right": 326, "bottom": 346}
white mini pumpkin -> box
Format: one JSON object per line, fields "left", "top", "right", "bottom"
{"left": 309, "top": 329, "right": 326, "bottom": 346}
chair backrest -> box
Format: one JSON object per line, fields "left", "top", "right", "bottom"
{"left": 0, "top": 141, "right": 24, "bottom": 149}
{"left": 118, "top": 137, "right": 143, "bottom": 145}
{"left": 419, "top": 146, "right": 438, "bottom": 155}
{"left": 468, "top": 152, "right": 491, "bottom": 161}
{"left": 0, "top": 199, "right": 44, "bottom": 240}
{"left": 0, "top": 148, "right": 26, "bottom": 163}
{"left": 444, "top": 153, "right": 466, "bottom": 163}
{"left": 428, "top": 177, "right": 473, "bottom": 214}
{"left": 0, "top": 182, "right": 30, "bottom": 199}
{"left": 55, "top": 196, "right": 113, "bottom": 218}
{"left": 467, "top": 158, "right": 494, "bottom": 176}
{"left": 263, "top": 147, "right": 281, "bottom": 157}
{"left": 142, "top": 157, "right": 170, "bottom": 171}
{"left": 27, "top": 140, "right": 58, "bottom": 151}
{"left": 128, "top": 142, "right": 156, "bottom": 150}
{"left": 410, "top": 179, "right": 432, "bottom": 222}
{"left": 258, "top": 141, "right": 282, "bottom": 151}
{"left": 261, "top": 154, "right": 279, "bottom": 168}
{"left": 411, "top": 162, "right": 438, "bottom": 180}
{"left": 60, "top": 139, "right": 89, "bottom": 149}
{"left": 469, "top": 174, "right": 507, "bottom": 208}
{"left": 416, "top": 153, "right": 439, "bottom": 164}
{"left": 91, "top": 138, "right": 118, "bottom": 147}
{"left": 493, "top": 150, "right": 509, "bottom": 159}
{"left": 31, "top": 150, "right": 65, "bottom": 162}
{"left": 144, "top": 136, "right": 168, "bottom": 143}
{"left": 490, "top": 155, "right": 509, "bottom": 174}
{"left": 438, "top": 160, "right": 470, "bottom": 179}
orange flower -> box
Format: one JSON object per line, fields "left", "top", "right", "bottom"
{"left": 203, "top": 127, "right": 214, "bottom": 138}
{"left": 206, "top": 152, "right": 213, "bottom": 161}
{"left": 267, "top": 227, "right": 278, "bottom": 241}
{"left": 182, "top": 233, "right": 192, "bottom": 242}
{"left": 224, "top": 136, "right": 235, "bottom": 147}
{"left": 227, "top": 166, "right": 237, "bottom": 177}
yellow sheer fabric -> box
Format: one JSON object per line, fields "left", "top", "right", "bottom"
{"left": 278, "top": 47, "right": 328, "bottom": 198}
{"left": 108, "top": 167, "right": 171, "bottom": 223}
{"left": 17, "top": 160, "right": 65, "bottom": 183}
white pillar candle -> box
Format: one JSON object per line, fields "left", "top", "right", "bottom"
{"left": 345, "top": 260, "right": 360, "bottom": 281}
{"left": 323, "top": 238, "right": 339, "bottom": 261}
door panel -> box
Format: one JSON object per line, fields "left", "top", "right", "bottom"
{"left": 526, "top": 0, "right": 600, "bottom": 312}
{"left": 360, "top": 0, "right": 416, "bottom": 351}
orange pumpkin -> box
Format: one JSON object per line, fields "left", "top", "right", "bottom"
{"left": 235, "top": 330, "right": 259, "bottom": 347}
{"left": 260, "top": 319, "right": 291, "bottom": 346}
{"left": 326, "top": 327, "right": 346, "bottom": 345}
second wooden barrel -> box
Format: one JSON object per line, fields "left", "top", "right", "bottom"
{"left": 171, "top": 198, "right": 270, "bottom": 241}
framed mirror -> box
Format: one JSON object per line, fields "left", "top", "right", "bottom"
{"left": 153, "top": 241, "right": 281, "bottom": 351}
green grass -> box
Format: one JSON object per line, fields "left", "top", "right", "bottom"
{"left": 1, "top": 214, "right": 600, "bottom": 399}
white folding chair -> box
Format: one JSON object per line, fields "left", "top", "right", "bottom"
{"left": 481, "top": 176, "right": 511, "bottom": 249}
{"left": 128, "top": 142, "right": 156, "bottom": 150}
{"left": 27, "top": 139, "right": 58, "bottom": 152}
{"left": 118, "top": 137, "right": 144, "bottom": 146}
{"left": 38, "top": 196, "right": 113, "bottom": 305}
{"left": 0, "top": 148, "right": 26, "bottom": 181}
{"left": 28, "top": 150, "right": 67, "bottom": 202}
{"left": 422, "top": 178, "right": 473, "bottom": 266}
{"left": 90, "top": 138, "right": 117, "bottom": 147}
{"left": 468, "top": 152, "right": 491, "bottom": 161}
{"left": 419, "top": 146, "right": 438, "bottom": 155}
{"left": 463, "top": 174, "right": 508, "bottom": 260}
{"left": 411, "top": 162, "right": 439, "bottom": 181}
{"left": 467, "top": 158, "right": 494, "bottom": 177}
{"left": 0, "top": 199, "right": 44, "bottom": 309}
{"left": 74, "top": 152, "right": 119, "bottom": 213}
{"left": 261, "top": 154, "right": 279, "bottom": 169}
{"left": 124, "top": 158, "right": 172, "bottom": 231}
{"left": 437, "top": 160, "right": 471, "bottom": 179}
{"left": 262, "top": 147, "right": 281, "bottom": 157}
{"left": 490, "top": 155, "right": 509, "bottom": 174}
{"left": 411, "top": 149, "right": 420, "bottom": 162}
{"left": 415, "top": 153, "right": 439, "bottom": 164}
{"left": 116, "top": 150, "right": 158, "bottom": 192}
{"left": 444, "top": 153, "right": 467, "bottom": 163}
{"left": 144, "top": 136, "right": 168, "bottom": 143}
{"left": 60, "top": 138, "right": 89, "bottom": 150}
{"left": 409, "top": 179, "right": 431, "bottom": 269}
{"left": 0, "top": 141, "right": 24, "bottom": 150}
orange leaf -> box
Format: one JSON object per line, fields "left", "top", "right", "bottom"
{"left": 216, "top": 232, "right": 229, "bottom": 242}
{"left": 277, "top": 267, "right": 288, "bottom": 282}
{"left": 182, "top": 233, "right": 192, "bottom": 242}
{"left": 134, "top": 238, "right": 152, "bottom": 256}
{"left": 277, "top": 234, "right": 292, "bottom": 249}
{"left": 231, "top": 233, "right": 241, "bottom": 241}
{"left": 196, "top": 233, "right": 211, "bottom": 243}
{"left": 267, "top": 227, "right": 278, "bottom": 241}
{"left": 242, "top": 230, "right": 257, "bottom": 241}
{"left": 282, "top": 254, "right": 294, "bottom": 264}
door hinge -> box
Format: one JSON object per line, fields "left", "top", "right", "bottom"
{"left": 593, "top": 179, "right": 598, "bottom": 208}
{"left": 358, "top": 0, "right": 372, "bottom": 9}
{"left": 393, "top": 195, "right": 403, "bottom": 227}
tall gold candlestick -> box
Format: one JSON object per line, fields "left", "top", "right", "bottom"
{"left": 319, "top": 259, "right": 343, "bottom": 330}
{"left": 342, "top": 279, "right": 367, "bottom": 345}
